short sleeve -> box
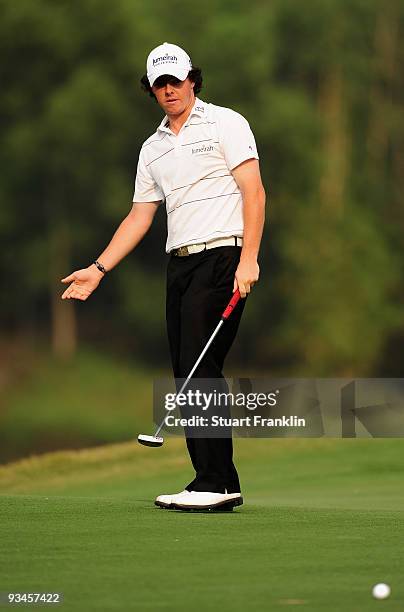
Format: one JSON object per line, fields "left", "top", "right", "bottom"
{"left": 217, "top": 109, "right": 259, "bottom": 171}
{"left": 132, "top": 148, "right": 164, "bottom": 203}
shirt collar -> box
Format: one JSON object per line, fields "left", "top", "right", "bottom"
{"left": 157, "top": 97, "right": 207, "bottom": 133}
{"left": 191, "top": 97, "right": 207, "bottom": 118}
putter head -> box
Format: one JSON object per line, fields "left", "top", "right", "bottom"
{"left": 137, "top": 434, "right": 164, "bottom": 448}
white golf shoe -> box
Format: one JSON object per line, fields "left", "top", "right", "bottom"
{"left": 155, "top": 490, "right": 191, "bottom": 509}
{"left": 172, "top": 489, "right": 243, "bottom": 511}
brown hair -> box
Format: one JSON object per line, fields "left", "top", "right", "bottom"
{"left": 140, "top": 68, "right": 203, "bottom": 101}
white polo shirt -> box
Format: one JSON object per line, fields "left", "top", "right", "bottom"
{"left": 132, "top": 97, "right": 259, "bottom": 253}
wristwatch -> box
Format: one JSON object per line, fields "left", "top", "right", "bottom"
{"left": 94, "top": 260, "right": 107, "bottom": 274}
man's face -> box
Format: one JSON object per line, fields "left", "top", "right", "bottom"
{"left": 151, "top": 75, "right": 195, "bottom": 116}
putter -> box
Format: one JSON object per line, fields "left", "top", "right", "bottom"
{"left": 138, "top": 288, "right": 242, "bottom": 447}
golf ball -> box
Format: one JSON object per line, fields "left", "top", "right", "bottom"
{"left": 372, "top": 583, "right": 391, "bottom": 600}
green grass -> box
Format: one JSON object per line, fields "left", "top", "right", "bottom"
{"left": 1, "top": 438, "right": 404, "bottom": 611}
{"left": 0, "top": 348, "right": 166, "bottom": 462}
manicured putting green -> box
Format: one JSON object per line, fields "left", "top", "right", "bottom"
{"left": 1, "top": 438, "right": 404, "bottom": 611}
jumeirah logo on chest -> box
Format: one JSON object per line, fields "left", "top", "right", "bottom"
{"left": 192, "top": 144, "right": 214, "bottom": 155}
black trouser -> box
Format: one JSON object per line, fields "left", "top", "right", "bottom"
{"left": 166, "top": 245, "right": 246, "bottom": 494}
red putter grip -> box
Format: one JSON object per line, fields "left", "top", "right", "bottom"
{"left": 222, "top": 289, "right": 241, "bottom": 320}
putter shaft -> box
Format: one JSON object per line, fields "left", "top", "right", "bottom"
{"left": 138, "top": 289, "right": 242, "bottom": 445}
{"left": 153, "top": 319, "right": 224, "bottom": 438}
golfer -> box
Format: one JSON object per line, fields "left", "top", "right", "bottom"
{"left": 61, "top": 42, "right": 266, "bottom": 511}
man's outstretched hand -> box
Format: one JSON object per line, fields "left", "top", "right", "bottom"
{"left": 61, "top": 264, "right": 105, "bottom": 301}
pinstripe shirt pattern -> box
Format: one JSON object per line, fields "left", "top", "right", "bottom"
{"left": 133, "top": 98, "right": 259, "bottom": 253}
